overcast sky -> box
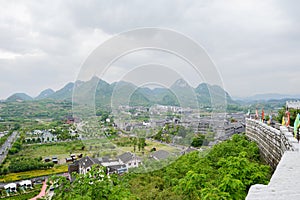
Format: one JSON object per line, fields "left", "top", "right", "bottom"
{"left": 0, "top": 0, "right": 299, "bottom": 99}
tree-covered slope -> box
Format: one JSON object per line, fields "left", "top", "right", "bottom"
{"left": 49, "top": 134, "right": 271, "bottom": 200}
{"left": 126, "top": 134, "right": 271, "bottom": 200}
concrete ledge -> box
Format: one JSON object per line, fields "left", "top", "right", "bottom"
{"left": 246, "top": 151, "right": 300, "bottom": 200}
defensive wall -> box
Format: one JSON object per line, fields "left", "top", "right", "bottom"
{"left": 246, "top": 118, "right": 300, "bottom": 199}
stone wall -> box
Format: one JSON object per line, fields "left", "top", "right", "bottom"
{"left": 246, "top": 118, "right": 300, "bottom": 199}
{"left": 246, "top": 151, "right": 300, "bottom": 200}
{"left": 245, "top": 118, "right": 298, "bottom": 169}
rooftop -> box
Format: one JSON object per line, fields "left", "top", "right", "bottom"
{"left": 286, "top": 101, "right": 300, "bottom": 109}
{"left": 118, "top": 152, "right": 134, "bottom": 163}
{"left": 77, "top": 156, "right": 100, "bottom": 167}
{"left": 151, "top": 150, "right": 170, "bottom": 160}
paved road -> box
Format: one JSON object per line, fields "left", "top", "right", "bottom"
{"left": 30, "top": 179, "right": 47, "bottom": 200}
{"left": 0, "top": 131, "right": 19, "bottom": 164}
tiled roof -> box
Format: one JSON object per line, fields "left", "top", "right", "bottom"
{"left": 78, "top": 156, "right": 100, "bottom": 168}
{"left": 151, "top": 150, "right": 170, "bottom": 160}
{"left": 118, "top": 152, "right": 133, "bottom": 163}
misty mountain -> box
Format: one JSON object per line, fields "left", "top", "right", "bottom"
{"left": 108, "top": 81, "right": 152, "bottom": 107}
{"left": 6, "top": 93, "right": 33, "bottom": 102}
{"left": 195, "top": 83, "right": 235, "bottom": 105}
{"left": 137, "top": 87, "right": 175, "bottom": 104}
{"left": 35, "top": 89, "right": 55, "bottom": 100}
{"left": 170, "top": 79, "right": 197, "bottom": 107}
{"left": 48, "top": 82, "right": 74, "bottom": 101}
{"left": 95, "top": 78, "right": 114, "bottom": 108}
{"left": 5, "top": 77, "right": 236, "bottom": 108}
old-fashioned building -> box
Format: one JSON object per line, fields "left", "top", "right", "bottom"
{"left": 68, "top": 156, "right": 101, "bottom": 179}
{"left": 118, "top": 152, "right": 142, "bottom": 168}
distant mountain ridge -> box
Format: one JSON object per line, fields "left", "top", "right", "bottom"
{"left": 234, "top": 93, "right": 300, "bottom": 102}
{"left": 5, "top": 77, "right": 235, "bottom": 108}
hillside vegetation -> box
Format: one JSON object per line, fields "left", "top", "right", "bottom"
{"left": 50, "top": 134, "right": 271, "bottom": 200}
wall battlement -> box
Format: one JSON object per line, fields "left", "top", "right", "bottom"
{"left": 246, "top": 118, "right": 300, "bottom": 200}
{"left": 246, "top": 118, "right": 298, "bottom": 169}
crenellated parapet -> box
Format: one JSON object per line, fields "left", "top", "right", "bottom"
{"left": 279, "top": 126, "right": 299, "bottom": 152}
{"left": 246, "top": 118, "right": 300, "bottom": 200}
{"left": 246, "top": 118, "right": 298, "bottom": 169}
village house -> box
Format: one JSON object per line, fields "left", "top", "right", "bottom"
{"left": 118, "top": 152, "right": 142, "bottom": 169}
{"left": 68, "top": 156, "right": 101, "bottom": 181}
{"left": 19, "top": 180, "right": 32, "bottom": 189}
{"left": 4, "top": 183, "right": 17, "bottom": 193}
{"left": 99, "top": 157, "right": 127, "bottom": 174}
{"left": 68, "top": 153, "right": 142, "bottom": 178}
{"left": 78, "top": 156, "right": 100, "bottom": 174}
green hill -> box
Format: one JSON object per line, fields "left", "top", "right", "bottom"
{"left": 6, "top": 93, "right": 33, "bottom": 102}
{"left": 5, "top": 78, "right": 236, "bottom": 108}
{"left": 35, "top": 88, "right": 55, "bottom": 100}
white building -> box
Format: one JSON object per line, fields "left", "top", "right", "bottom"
{"left": 19, "top": 180, "right": 32, "bottom": 189}
{"left": 118, "top": 152, "right": 142, "bottom": 168}
{"left": 4, "top": 183, "right": 17, "bottom": 193}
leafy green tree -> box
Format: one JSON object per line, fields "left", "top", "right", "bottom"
{"left": 138, "top": 138, "right": 146, "bottom": 151}
{"left": 49, "top": 166, "right": 134, "bottom": 200}
{"left": 175, "top": 171, "right": 206, "bottom": 199}
{"left": 218, "top": 175, "right": 245, "bottom": 199}
{"left": 200, "top": 186, "right": 230, "bottom": 200}
{"left": 277, "top": 106, "right": 299, "bottom": 125}
{"left": 8, "top": 139, "right": 22, "bottom": 155}
{"left": 125, "top": 134, "right": 271, "bottom": 200}
{"left": 12, "top": 123, "right": 21, "bottom": 130}
{"left": 191, "top": 135, "right": 205, "bottom": 147}
{"left": 8, "top": 158, "right": 54, "bottom": 172}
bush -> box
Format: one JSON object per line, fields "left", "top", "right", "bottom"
{"left": 191, "top": 135, "right": 205, "bottom": 147}
{"left": 8, "top": 158, "right": 54, "bottom": 173}
{"left": 8, "top": 139, "right": 22, "bottom": 155}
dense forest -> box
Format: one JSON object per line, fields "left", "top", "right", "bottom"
{"left": 50, "top": 134, "right": 271, "bottom": 200}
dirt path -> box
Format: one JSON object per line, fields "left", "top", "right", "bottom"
{"left": 30, "top": 179, "right": 47, "bottom": 200}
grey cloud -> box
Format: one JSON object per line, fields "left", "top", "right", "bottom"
{"left": 0, "top": 0, "right": 299, "bottom": 99}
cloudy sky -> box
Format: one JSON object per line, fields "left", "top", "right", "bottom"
{"left": 0, "top": 0, "right": 299, "bottom": 99}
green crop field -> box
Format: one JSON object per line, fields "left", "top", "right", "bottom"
{"left": 0, "top": 165, "right": 68, "bottom": 183}
{"left": 13, "top": 141, "right": 84, "bottom": 159}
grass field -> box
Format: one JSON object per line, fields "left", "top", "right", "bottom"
{"left": 1, "top": 137, "right": 181, "bottom": 183}
{"left": 111, "top": 137, "right": 181, "bottom": 157}
{"left": 6, "top": 138, "right": 113, "bottom": 161}
{"left": 0, "top": 165, "right": 68, "bottom": 183}
{"left": 144, "top": 140, "right": 181, "bottom": 153}
{"left": 13, "top": 141, "right": 85, "bottom": 158}
{"left": 8, "top": 136, "right": 180, "bottom": 162}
